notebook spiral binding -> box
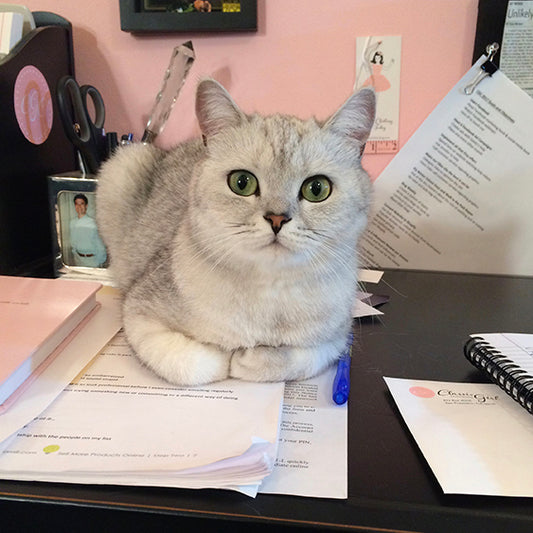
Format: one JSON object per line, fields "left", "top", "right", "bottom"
{"left": 464, "top": 337, "right": 533, "bottom": 414}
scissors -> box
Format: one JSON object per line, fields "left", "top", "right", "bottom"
{"left": 57, "top": 75, "right": 107, "bottom": 175}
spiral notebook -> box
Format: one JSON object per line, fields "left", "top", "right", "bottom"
{"left": 464, "top": 333, "right": 533, "bottom": 414}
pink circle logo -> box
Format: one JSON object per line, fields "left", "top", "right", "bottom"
{"left": 409, "top": 386, "right": 435, "bottom": 398}
{"left": 14, "top": 65, "right": 53, "bottom": 145}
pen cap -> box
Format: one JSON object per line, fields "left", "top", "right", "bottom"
{"left": 332, "top": 357, "right": 351, "bottom": 405}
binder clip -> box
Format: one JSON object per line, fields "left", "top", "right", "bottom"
{"left": 463, "top": 42, "right": 499, "bottom": 95}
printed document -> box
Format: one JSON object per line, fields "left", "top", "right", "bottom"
{"left": 0, "top": 331, "right": 284, "bottom": 496}
{"left": 260, "top": 365, "right": 347, "bottom": 498}
{"left": 0, "top": 330, "right": 348, "bottom": 497}
{"left": 359, "top": 57, "right": 533, "bottom": 276}
{"left": 385, "top": 377, "right": 533, "bottom": 497}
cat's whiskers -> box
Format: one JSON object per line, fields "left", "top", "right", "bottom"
{"left": 188, "top": 222, "right": 252, "bottom": 253}
{"left": 277, "top": 225, "right": 355, "bottom": 282}
{"left": 209, "top": 235, "right": 242, "bottom": 272}
{"left": 187, "top": 223, "right": 258, "bottom": 273}
{"left": 151, "top": 252, "right": 172, "bottom": 276}
{"left": 322, "top": 240, "right": 359, "bottom": 276}
{"left": 208, "top": 240, "right": 246, "bottom": 273}
{"left": 225, "top": 222, "right": 249, "bottom": 228}
{"left": 183, "top": 232, "right": 242, "bottom": 269}
{"left": 304, "top": 233, "right": 359, "bottom": 286}
{"left": 305, "top": 247, "right": 350, "bottom": 286}
{"left": 190, "top": 240, "right": 252, "bottom": 304}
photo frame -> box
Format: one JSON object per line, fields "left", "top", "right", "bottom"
{"left": 119, "top": 0, "right": 257, "bottom": 33}
{"left": 47, "top": 174, "right": 109, "bottom": 278}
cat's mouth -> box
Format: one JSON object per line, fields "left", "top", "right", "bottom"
{"left": 266, "top": 235, "right": 292, "bottom": 252}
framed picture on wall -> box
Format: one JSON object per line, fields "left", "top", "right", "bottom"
{"left": 119, "top": 0, "right": 257, "bottom": 33}
{"left": 48, "top": 174, "right": 110, "bottom": 279}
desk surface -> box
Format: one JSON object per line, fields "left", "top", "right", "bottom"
{"left": 2, "top": 269, "right": 533, "bottom": 533}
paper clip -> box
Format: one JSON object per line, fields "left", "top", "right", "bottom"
{"left": 463, "top": 43, "right": 500, "bottom": 95}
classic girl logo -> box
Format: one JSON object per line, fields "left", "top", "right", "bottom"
{"left": 13, "top": 65, "right": 53, "bottom": 145}
{"left": 409, "top": 385, "right": 498, "bottom": 404}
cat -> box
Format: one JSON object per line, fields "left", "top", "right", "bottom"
{"left": 96, "top": 78, "right": 375, "bottom": 386}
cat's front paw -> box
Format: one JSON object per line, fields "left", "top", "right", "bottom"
{"left": 124, "top": 313, "right": 231, "bottom": 386}
{"left": 230, "top": 344, "right": 337, "bottom": 382}
{"left": 230, "top": 347, "right": 278, "bottom": 382}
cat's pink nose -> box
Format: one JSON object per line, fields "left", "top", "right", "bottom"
{"left": 264, "top": 213, "right": 291, "bottom": 235}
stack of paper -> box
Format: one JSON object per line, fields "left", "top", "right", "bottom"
{"left": 0, "top": 285, "right": 123, "bottom": 446}
{"left": 0, "top": 332, "right": 285, "bottom": 496}
{"left": 0, "top": 276, "right": 102, "bottom": 413}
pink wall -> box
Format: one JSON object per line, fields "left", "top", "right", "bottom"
{"left": 23, "top": 0, "right": 478, "bottom": 179}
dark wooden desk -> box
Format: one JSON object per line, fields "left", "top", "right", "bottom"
{"left": 2, "top": 269, "right": 533, "bottom": 533}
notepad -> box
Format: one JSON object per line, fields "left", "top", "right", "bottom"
{"left": 464, "top": 333, "right": 533, "bottom": 415}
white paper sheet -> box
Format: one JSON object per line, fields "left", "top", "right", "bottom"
{"left": 358, "top": 269, "right": 384, "bottom": 284}
{"left": 0, "top": 331, "right": 284, "bottom": 495}
{"left": 353, "top": 269, "right": 385, "bottom": 317}
{"left": 385, "top": 376, "right": 533, "bottom": 497}
{"left": 259, "top": 365, "right": 347, "bottom": 498}
{"left": 359, "top": 57, "right": 533, "bottom": 276}
{"left": 353, "top": 297, "right": 383, "bottom": 318}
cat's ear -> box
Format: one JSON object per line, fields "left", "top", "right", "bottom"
{"left": 324, "top": 87, "right": 376, "bottom": 152}
{"left": 196, "top": 79, "right": 245, "bottom": 139}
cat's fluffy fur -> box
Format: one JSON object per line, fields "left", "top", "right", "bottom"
{"left": 96, "top": 79, "right": 375, "bottom": 385}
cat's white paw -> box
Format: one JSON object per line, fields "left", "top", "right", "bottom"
{"left": 124, "top": 313, "right": 231, "bottom": 386}
{"left": 230, "top": 344, "right": 338, "bottom": 382}
{"left": 230, "top": 347, "right": 278, "bottom": 382}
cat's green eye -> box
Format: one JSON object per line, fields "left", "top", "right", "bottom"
{"left": 300, "top": 175, "right": 332, "bottom": 202}
{"left": 227, "top": 170, "right": 258, "bottom": 197}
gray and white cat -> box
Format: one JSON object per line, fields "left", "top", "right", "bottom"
{"left": 96, "top": 79, "right": 375, "bottom": 386}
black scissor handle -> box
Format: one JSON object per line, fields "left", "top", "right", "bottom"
{"left": 80, "top": 84, "right": 106, "bottom": 130}
{"left": 57, "top": 75, "right": 92, "bottom": 144}
{"left": 57, "top": 75, "right": 107, "bottom": 174}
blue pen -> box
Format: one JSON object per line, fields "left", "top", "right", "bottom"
{"left": 332, "top": 333, "right": 354, "bottom": 405}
